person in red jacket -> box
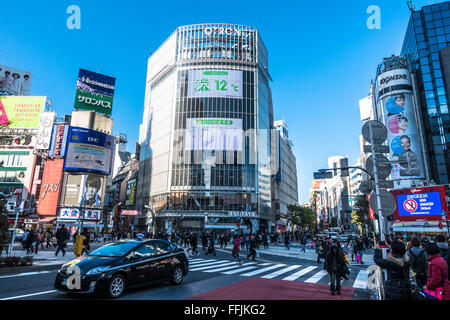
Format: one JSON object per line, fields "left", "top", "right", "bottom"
{"left": 424, "top": 242, "right": 450, "bottom": 300}
{"left": 232, "top": 234, "right": 243, "bottom": 266}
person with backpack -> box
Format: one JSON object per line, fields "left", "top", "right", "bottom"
{"left": 407, "top": 237, "right": 428, "bottom": 290}
{"left": 205, "top": 234, "right": 216, "bottom": 256}
{"left": 374, "top": 240, "right": 412, "bottom": 300}
{"left": 435, "top": 235, "right": 449, "bottom": 263}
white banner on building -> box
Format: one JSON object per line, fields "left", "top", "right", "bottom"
{"left": 35, "top": 112, "right": 55, "bottom": 150}
{"left": 188, "top": 70, "right": 243, "bottom": 99}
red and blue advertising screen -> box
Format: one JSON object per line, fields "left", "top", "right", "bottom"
{"left": 392, "top": 185, "right": 448, "bottom": 221}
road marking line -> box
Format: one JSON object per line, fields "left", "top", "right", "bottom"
{"left": 221, "top": 266, "right": 258, "bottom": 274}
{"left": 281, "top": 266, "right": 317, "bottom": 281}
{"left": 204, "top": 262, "right": 258, "bottom": 273}
{"left": 0, "top": 271, "right": 52, "bottom": 279}
{"left": 261, "top": 265, "right": 301, "bottom": 279}
{"left": 240, "top": 264, "right": 286, "bottom": 277}
{"left": 190, "top": 261, "right": 238, "bottom": 271}
{"left": 1, "top": 290, "right": 57, "bottom": 300}
{"left": 188, "top": 260, "right": 229, "bottom": 267}
{"left": 304, "top": 270, "right": 328, "bottom": 283}
{"left": 353, "top": 270, "right": 369, "bottom": 289}
{"left": 188, "top": 258, "right": 205, "bottom": 262}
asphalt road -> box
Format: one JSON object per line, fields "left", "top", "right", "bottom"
{"left": 0, "top": 245, "right": 374, "bottom": 300}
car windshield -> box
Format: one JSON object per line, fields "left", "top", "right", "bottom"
{"left": 89, "top": 242, "right": 138, "bottom": 257}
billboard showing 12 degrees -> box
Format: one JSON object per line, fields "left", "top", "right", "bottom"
{"left": 0, "top": 96, "right": 46, "bottom": 129}
{"left": 74, "top": 68, "right": 116, "bottom": 115}
{"left": 188, "top": 70, "right": 242, "bottom": 99}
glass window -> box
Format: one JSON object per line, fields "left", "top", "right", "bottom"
{"left": 437, "top": 27, "right": 446, "bottom": 35}
{"left": 433, "top": 12, "right": 443, "bottom": 20}
{"left": 427, "top": 98, "right": 437, "bottom": 108}
{"left": 431, "top": 44, "right": 440, "bottom": 52}
{"left": 429, "top": 36, "right": 438, "bottom": 45}
{"left": 426, "top": 90, "right": 435, "bottom": 99}
{"left": 424, "top": 81, "right": 433, "bottom": 90}
{"left": 427, "top": 28, "right": 436, "bottom": 37}
{"left": 441, "top": 3, "right": 450, "bottom": 11}
{"left": 445, "top": 18, "right": 450, "bottom": 26}
{"left": 426, "top": 21, "right": 435, "bottom": 29}
{"left": 439, "top": 95, "right": 447, "bottom": 105}
{"left": 422, "top": 73, "right": 432, "bottom": 82}
{"left": 435, "top": 70, "right": 443, "bottom": 78}
{"left": 441, "top": 104, "right": 449, "bottom": 114}
{"left": 89, "top": 242, "right": 137, "bottom": 257}
{"left": 436, "top": 78, "right": 444, "bottom": 87}
{"left": 437, "top": 86, "right": 446, "bottom": 96}
{"left": 419, "top": 49, "right": 428, "bottom": 57}
{"left": 424, "top": 6, "right": 432, "bottom": 14}
{"left": 438, "top": 35, "right": 446, "bottom": 43}
{"left": 420, "top": 57, "right": 430, "bottom": 65}
{"left": 443, "top": 10, "right": 450, "bottom": 18}
{"left": 425, "top": 14, "right": 433, "bottom": 21}
{"left": 431, "top": 52, "right": 440, "bottom": 61}
{"left": 155, "top": 240, "right": 170, "bottom": 255}
{"left": 435, "top": 19, "right": 444, "bottom": 28}
{"left": 134, "top": 244, "right": 156, "bottom": 258}
{"left": 415, "top": 26, "right": 424, "bottom": 34}
{"left": 433, "top": 61, "right": 442, "bottom": 69}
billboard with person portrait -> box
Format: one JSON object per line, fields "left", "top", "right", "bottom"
{"left": 376, "top": 66, "right": 424, "bottom": 187}
{"left": 0, "top": 65, "right": 32, "bottom": 96}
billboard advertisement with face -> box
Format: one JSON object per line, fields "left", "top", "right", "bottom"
{"left": 376, "top": 68, "right": 424, "bottom": 187}
{"left": 0, "top": 65, "right": 32, "bottom": 96}
{"left": 61, "top": 173, "right": 105, "bottom": 209}
{"left": 37, "top": 159, "right": 64, "bottom": 217}
{"left": 0, "top": 96, "right": 46, "bottom": 129}
{"left": 64, "top": 126, "right": 114, "bottom": 175}
{"left": 74, "top": 69, "right": 116, "bottom": 115}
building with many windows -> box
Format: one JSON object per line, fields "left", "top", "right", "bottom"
{"left": 401, "top": 1, "right": 450, "bottom": 185}
{"left": 138, "top": 24, "right": 275, "bottom": 233}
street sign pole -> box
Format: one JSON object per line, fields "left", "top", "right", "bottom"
{"left": 369, "top": 122, "right": 386, "bottom": 243}
{"left": 8, "top": 196, "right": 22, "bottom": 256}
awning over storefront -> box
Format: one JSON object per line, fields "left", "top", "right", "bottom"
{"left": 392, "top": 221, "right": 447, "bottom": 232}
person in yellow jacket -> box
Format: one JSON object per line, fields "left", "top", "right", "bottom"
{"left": 74, "top": 234, "right": 86, "bottom": 257}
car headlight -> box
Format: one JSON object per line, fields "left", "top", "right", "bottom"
{"left": 86, "top": 266, "right": 109, "bottom": 275}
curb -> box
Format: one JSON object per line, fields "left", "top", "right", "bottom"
{"left": 0, "top": 263, "right": 62, "bottom": 275}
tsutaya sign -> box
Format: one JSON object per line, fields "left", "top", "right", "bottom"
{"left": 228, "top": 211, "right": 257, "bottom": 217}
{"left": 203, "top": 27, "right": 252, "bottom": 38}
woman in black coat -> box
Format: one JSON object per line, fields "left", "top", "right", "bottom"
{"left": 324, "top": 244, "right": 346, "bottom": 295}
{"left": 374, "top": 240, "right": 412, "bottom": 300}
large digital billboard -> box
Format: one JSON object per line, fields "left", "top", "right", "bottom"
{"left": 376, "top": 65, "right": 425, "bottom": 188}
{"left": 184, "top": 118, "right": 243, "bottom": 151}
{"left": 37, "top": 159, "right": 64, "bottom": 217}
{"left": 64, "top": 126, "right": 114, "bottom": 175}
{"left": 188, "top": 70, "right": 242, "bottom": 99}
{"left": 0, "top": 96, "right": 46, "bottom": 129}
{"left": 74, "top": 69, "right": 116, "bottom": 115}
{"left": 0, "top": 65, "right": 32, "bottom": 96}
{"left": 392, "top": 185, "right": 448, "bottom": 221}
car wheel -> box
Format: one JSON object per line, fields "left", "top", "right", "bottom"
{"left": 107, "top": 274, "right": 126, "bottom": 298}
{"left": 170, "top": 266, "right": 184, "bottom": 285}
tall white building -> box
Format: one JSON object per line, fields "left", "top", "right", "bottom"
{"left": 273, "top": 120, "right": 298, "bottom": 232}
{"left": 138, "top": 24, "right": 275, "bottom": 233}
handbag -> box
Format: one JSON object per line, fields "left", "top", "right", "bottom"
{"left": 423, "top": 279, "right": 445, "bottom": 300}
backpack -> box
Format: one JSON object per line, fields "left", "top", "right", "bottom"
{"left": 409, "top": 249, "right": 427, "bottom": 276}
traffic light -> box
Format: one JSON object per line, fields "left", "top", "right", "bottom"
{"left": 439, "top": 222, "right": 443, "bottom": 230}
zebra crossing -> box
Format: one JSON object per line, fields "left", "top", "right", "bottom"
{"left": 188, "top": 257, "right": 372, "bottom": 289}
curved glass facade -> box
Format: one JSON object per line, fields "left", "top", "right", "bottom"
{"left": 138, "top": 24, "right": 274, "bottom": 233}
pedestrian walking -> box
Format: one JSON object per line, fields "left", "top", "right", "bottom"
{"left": 373, "top": 240, "right": 412, "bottom": 300}
{"left": 232, "top": 234, "right": 243, "bottom": 266}
{"left": 355, "top": 238, "right": 365, "bottom": 264}
{"left": 55, "top": 224, "right": 69, "bottom": 257}
{"left": 348, "top": 238, "right": 355, "bottom": 262}
{"left": 205, "top": 235, "right": 216, "bottom": 256}
{"left": 407, "top": 237, "right": 428, "bottom": 290}
{"left": 284, "top": 233, "right": 290, "bottom": 250}
{"left": 81, "top": 228, "right": 91, "bottom": 255}
{"left": 201, "top": 232, "right": 208, "bottom": 251}
{"left": 316, "top": 237, "right": 324, "bottom": 263}
{"left": 422, "top": 242, "right": 450, "bottom": 300}
{"left": 247, "top": 234, "right": 257, "bottom": 261}
{"left": 324, "top": 244, "right": 346, "bottom": 295}
{"left": 191, "top": 232, "right": 199, "bottom": 256}
{"left": 300, "top": 234, "right": 307, "bottom": 253}
{"left": 23, "top": 229, "right": 34, "bottom": 254}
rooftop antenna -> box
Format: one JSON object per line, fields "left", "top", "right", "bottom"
{"left": 407, "top": 1, "right": 415, "bottom": 12}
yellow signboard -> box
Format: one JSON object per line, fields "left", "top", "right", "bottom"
{"left": 0, "top": 96, "right": 46, "bottom": 129}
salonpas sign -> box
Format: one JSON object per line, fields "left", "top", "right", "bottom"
{"left": 74, "top": 69, "right": 116, "bottom": 115}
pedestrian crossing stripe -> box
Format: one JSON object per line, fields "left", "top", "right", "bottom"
{"left": 188, "top": 258, "right": 371, "bottom": 289}
{"left": 260, "top": 265, "right": 301, "bottom": 279}
{"left": 281, "top": 266, "right": 317, "bottom": 281}
{"left": 190, "top": 261, "right": 238, "bottom": 272}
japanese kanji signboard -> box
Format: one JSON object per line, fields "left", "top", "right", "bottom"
{"left": 74, "top": 69, "right": 116, "bottom": 115}
{"left": 188, "top": 70, "right": 242, "bottom": 99}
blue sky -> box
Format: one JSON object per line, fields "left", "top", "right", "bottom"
{"left": 2, "top": 0, "right": 438, "bottom": 203}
